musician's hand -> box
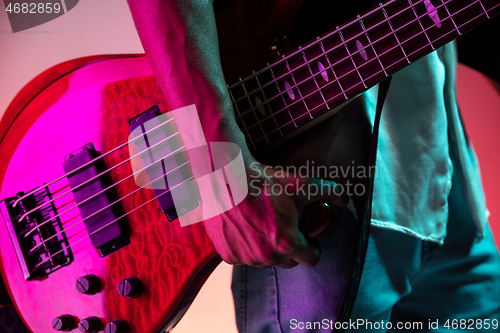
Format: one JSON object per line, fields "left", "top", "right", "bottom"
{"left": 203, "top": 159, "right": 349, "bottom": 269}
{"left": 128, "top": 0, "right": 349, "bottom": 268}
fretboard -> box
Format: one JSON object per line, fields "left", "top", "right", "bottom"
{"left": 228, "top": 0, "right": 500, "bottom": 152}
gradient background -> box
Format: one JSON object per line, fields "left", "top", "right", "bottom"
{"left": 0, "top": 1, "right": 499, "bottom": 333}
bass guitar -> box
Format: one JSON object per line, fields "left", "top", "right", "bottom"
{"left": 0, "top": 1, "right": 498, "bottom": 332}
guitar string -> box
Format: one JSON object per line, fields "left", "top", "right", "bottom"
{"left": 26, "top": 1, "right": 495, "bottom": 265}
{"left": 24, "top": 140, "right": 186, "bottom": 238}
{"left": 229, "top": 0, "right": 404, "bottom": 89}
{"left": 16, "top": 0, "right": 474, "bottom": 214}
{"left": 13, "top": 116, "right": 176, "bottom": 207}
{"left": 34, "top": 174, "right": 195, "bottom": 269}
{"left": 235, "top": 0, "right": 492, "bottom": 143}
{"left": 14, "top": 0, "right": 398, "bottom": 209}
{"left": 231, "top": 0, "right": 457, "bottom": 143}
{"left": 29, "top": 156, "right": 192, "bottom": 253}
{"left": 20, "top": 0, "right": 486, "bottom": 232}
{"left": 16, "top": 1, "right": 493, "bottom": 235}
{"left": 234, "top": 0, "right": 491, "bottom": 126}
{"left": 230, "top": 0, "right": 418, "bottom": 106}
{"left": 232, "top": 0, "right": 464, "bottom": 144}
{"left": 240, "top": 0, "right": 495, "bottom": 124}
{"left": 18, "top": 124, "right": 180, "bottom": 222}
{"left": 229, "top": 0, "right": 471, "bottom": 92}
{"left": 242, "top": 8, "right": 491, "bottom": 146}
{"left": 232, "top": 0, "right": 479, "bottom": 121}
{"left": 22, "top": 9, "right": 461, "bottom": 257}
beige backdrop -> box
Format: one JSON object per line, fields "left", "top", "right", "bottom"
{"left": 0, "top": 1, "right": 238, "bottom": 332}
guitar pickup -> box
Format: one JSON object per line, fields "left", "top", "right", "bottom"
{"left": 0, "top": 186, "right": 73, "bottom": 280}
{"left": 129, "top": 106, "right": 200, "bottom": 221}
{"left": 63, "top": 143, "right": 129, "bottom": 257}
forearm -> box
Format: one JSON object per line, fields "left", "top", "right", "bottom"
{"left": 127, "top": 0, "right": 248, "bottom": 150}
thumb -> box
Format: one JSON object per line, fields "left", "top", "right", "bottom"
{"left": 299, "top": 178, "right": 349, "bottom": 208}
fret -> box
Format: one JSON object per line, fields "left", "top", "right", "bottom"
{"left": 407, "top": 0, "right": 435, "bottom": 50}
{"left": 381, "top": 5, "right": 412, "bottom": 65}
{"left": 253, "top": 71, "right": 283, "bottom": 137}
{"left": 315, "top": 37, "right": 351, "bottom": 105}
{"left": 358, "top": 16, "right": 388, "bottom": 77}
{"left": 482, "top": 0, "right": 500, "bottom": 16}
{"left": 321, "top": 29, "right": 367, "bottom": 98}
{"left": 228, "top": 86, "right": 256, "bottom": 150}
{"left": 319, "top": 39, "right": 349, "bottom": 100}
{"left": 338, "top": 28, "right": 368, "bottom": 89}
{"left": 240, "top": 80, "right": 269, "bottom": 144}
{"left": 447, "top": 0, "right": 490, "bottom": 32}
{"left": 238, "top": 69, "right": 296, "bottom": 142}
{"left": 268, "top": 66, "right": 298, "bottom": 130}
{"left": 230, "top": 77, "right": 277, "bottom": 149}
{"left": 283, "top": 57, "right": 314, "bottom": 120}
{"left": 236, "top": 72, "right": 291, "bottom": 143}
{"left": 340, "top": 17, "right": 387, "bottom": 87}
{"left": 447, "top": 0, "right": 488, "bottom": 39}
{"left": 478, "top": 0, "right": 491, "bottom": 18}
{"left": 299, "top": 47, "right": 330, "bottom": 111}
{"left": 384, "top": 0, "right": 434, "bottom": 62}
{"left": 270, "top": 56, "right": 311, "bottom": 126}
{"left": 226, "top": 0, "right": 499, "bottom": 153}
{"left": 300, "top": 39, "right": 351, "bottom": 117}
{"left": 281, "top": 49, "right": 329, "bottom": 118}
{"left": 410, "top": 0, "right": 461, "bottom": 49}
{"left": 442, "top": 1, "right": 462, "bottom": 35}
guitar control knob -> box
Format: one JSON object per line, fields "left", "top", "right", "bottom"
{"left": 76, "top": 274, "right": 101, "bottom": 295}
{"left": 78, "top": 317, "right": 102, "bottom": 333}
{"left": 117, "top": 277, "right": 143, "bottom": 298}
{"left": 52, "top": 315, "right": 75, "bottom": 331}
{"left": 105, "top": 319, "right": 129, "bottom": 333}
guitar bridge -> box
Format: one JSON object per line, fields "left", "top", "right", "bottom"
{"left": 0, "top": 187, "right": 73, "bottom": 280}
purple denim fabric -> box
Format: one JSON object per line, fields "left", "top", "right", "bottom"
{"left": 232, "top": 206, "right": 359, "bottom": 333}
{"left": 232, "top": 171, "right": 500, "bottom": 333}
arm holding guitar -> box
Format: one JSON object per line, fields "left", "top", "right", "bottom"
{"left": 127, "top": 0, "right": 348, "bottom": 269}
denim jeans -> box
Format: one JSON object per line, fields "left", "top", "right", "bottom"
{"left": 231, "top": 171, "right": 500, "bottom": 333}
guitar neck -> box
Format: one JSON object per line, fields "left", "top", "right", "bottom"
{"left": 228, "top": 0, "right": 500, "bottom": 152}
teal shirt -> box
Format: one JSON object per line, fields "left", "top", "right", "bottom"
{"left": 276, "top": 42, "right": 488, "bottom": 244}
{"left": 363, "top": 42, "right": 488, "bottom": 243}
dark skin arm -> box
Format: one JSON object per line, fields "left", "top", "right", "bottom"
{"left": 127, "top": 0, "right": 348, "bottom": 268}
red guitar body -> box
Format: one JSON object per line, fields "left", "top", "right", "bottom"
{"left": 1, "top": 0, "right": 499, "bottom": 332}
{"left": 0, "top": 55, "right": 223, "bottom": 333}
{"left": 0, "top": 1, "right": 313, "bottom": 332}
